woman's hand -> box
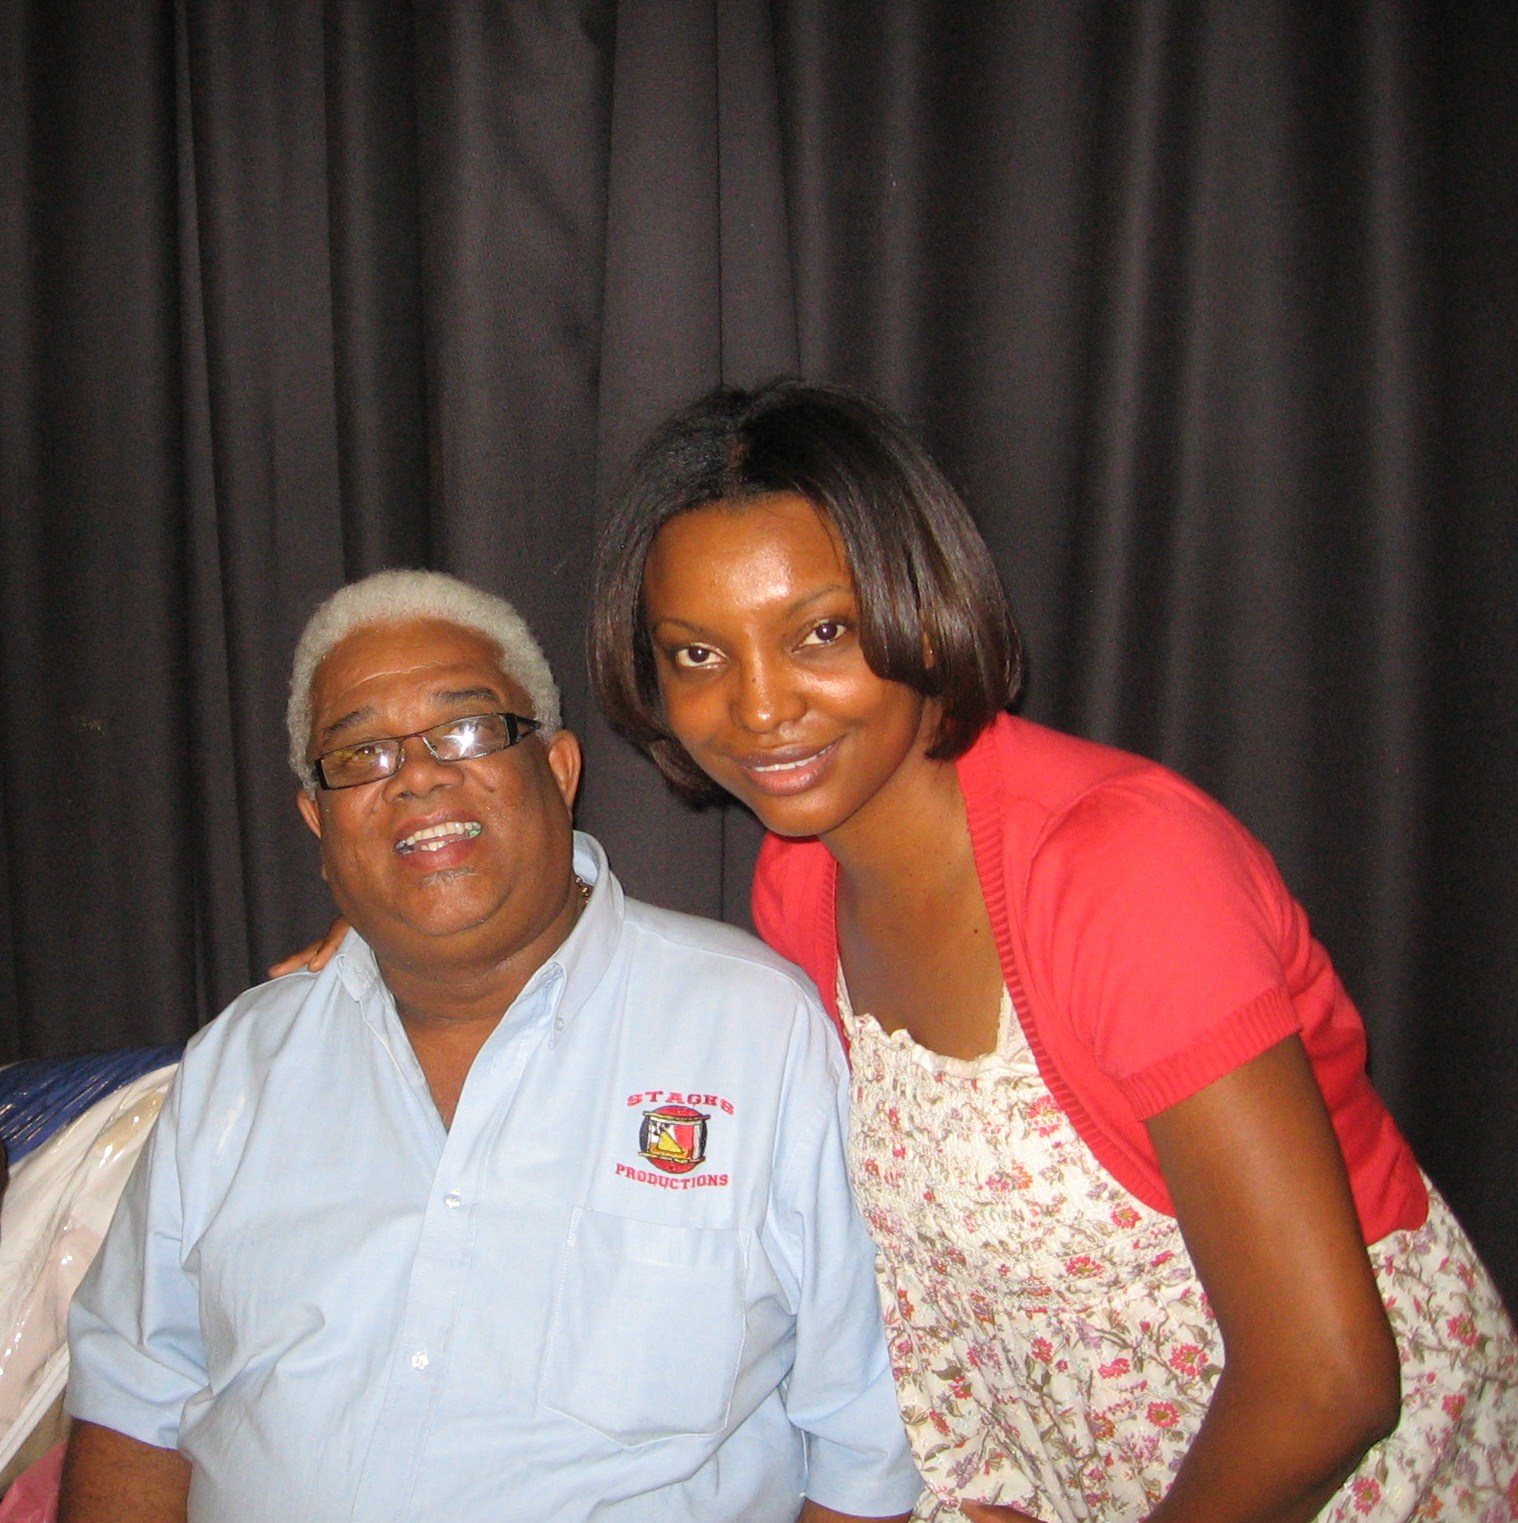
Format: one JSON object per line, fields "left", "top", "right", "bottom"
{"left": 267, "top": 917, "right": 350, "bottom": 977}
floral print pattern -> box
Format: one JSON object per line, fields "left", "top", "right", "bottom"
{"left": 840, "top": 982, "right": 1518, "bottom": 1522}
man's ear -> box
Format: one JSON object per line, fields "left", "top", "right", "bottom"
{"left": 297, "top": 788, "right": 323, "bottom": 840}
{"left": 545, "top": 729, "right": 583, "bottom": 812}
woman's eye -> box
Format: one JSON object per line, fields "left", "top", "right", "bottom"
{"left": 671, "top": 644, "right": 719, "bottom": 669}
{"left": 802, "top": 619, "right": 847, "bottom": 647}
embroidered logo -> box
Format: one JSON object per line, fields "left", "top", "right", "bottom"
{"left": 615, "top": 1091, "right": 733, "bottom": 1190}
{"left": 639, "top": 1103, "right": 708, "bottom": 1173}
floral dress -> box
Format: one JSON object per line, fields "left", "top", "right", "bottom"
{"left": 840, "top": 980, "right": 1518, "bottom": 1522}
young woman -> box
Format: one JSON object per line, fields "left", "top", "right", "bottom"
{"left": 584, "top": 379, "right": 1517, "bottom": 1521}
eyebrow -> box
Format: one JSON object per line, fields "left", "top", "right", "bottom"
{"left": 649, "top": 584, "right": 854, "bottom": 640}
{"left": 316, "top": 686, "right": 507, "bottom": 748}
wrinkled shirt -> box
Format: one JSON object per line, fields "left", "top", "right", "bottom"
{"left": 68, "top": 833, "right": 921, "bottom": 1522}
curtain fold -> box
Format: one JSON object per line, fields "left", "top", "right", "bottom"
{"left": 2, "top": 0, "right": 1513, "bottom": 1304}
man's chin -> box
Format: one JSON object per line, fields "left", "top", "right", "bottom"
{"left": 343, "top": 892, "right": 506, "bottom": 960}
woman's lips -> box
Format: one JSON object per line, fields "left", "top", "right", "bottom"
{"left": 732, "top": 740, "right": 839, "bottom": 797}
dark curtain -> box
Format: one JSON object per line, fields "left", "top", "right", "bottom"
{"left": 3, "top": 1, "right": 1514, "bottom": 1308}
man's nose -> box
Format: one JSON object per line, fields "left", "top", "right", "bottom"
{"left": 388, "top": 735, "right": 463, "bottom": 790}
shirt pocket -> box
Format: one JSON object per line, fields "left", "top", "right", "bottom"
{"left": 538, "top": 1207, "right": 749, "bottom": 1446}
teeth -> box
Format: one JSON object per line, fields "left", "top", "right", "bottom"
{"left": 750, "top": 745, "right": 831, "bottom": 773}
{"left": 397, "top": 821, "right": 482, "bottom": 854}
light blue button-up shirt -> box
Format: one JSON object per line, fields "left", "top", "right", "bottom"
{"left": 68, "top": 834, "right": 921, "bottom": 1522}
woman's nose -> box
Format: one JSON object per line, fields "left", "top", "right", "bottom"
{"left": 732, "top": 657, "right": 805, "bottom": 733}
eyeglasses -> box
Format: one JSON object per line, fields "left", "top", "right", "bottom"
{"left": 313, "top": 711, "right": 542, "bottom": 790}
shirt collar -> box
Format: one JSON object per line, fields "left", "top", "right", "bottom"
{"left": 542, "top": 830, "right": 621, "bottom": 1041}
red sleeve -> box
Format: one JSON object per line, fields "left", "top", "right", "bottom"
{"left": 1024, "top": 775, "right": 1302, "bottom": 1118}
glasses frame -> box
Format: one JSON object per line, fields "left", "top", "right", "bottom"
{"left": 313, "top": 711, "right": 542, "bottom": 790}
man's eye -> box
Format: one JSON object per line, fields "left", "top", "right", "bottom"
{"left": 438, "top": 719, "right": 484, "bottom": 743}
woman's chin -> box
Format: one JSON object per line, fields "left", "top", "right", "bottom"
{"left": 729, "top": 784, "right": 846, "bottom": 842}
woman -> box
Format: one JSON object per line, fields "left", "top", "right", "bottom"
{"left": 585, "top": 379, "right": 1517, "bottom": 1520}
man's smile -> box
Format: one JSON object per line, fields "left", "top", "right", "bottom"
{"left": 395, "top": 820, "right": 484, "bottom": 855}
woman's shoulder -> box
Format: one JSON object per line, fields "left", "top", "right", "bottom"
{"left": 975, "top": 714, "right": 1274, "bottom": 883}
{"left": 752, "top": 831, "right": 831, "bottom": 957}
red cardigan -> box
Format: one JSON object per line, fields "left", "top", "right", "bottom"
{"left": 752, "top": 713, "right": 1427, "bottom": 1242}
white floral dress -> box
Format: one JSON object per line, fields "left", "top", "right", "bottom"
{"left": 840, "top": 980, "right": 1518, "bottom": 1522}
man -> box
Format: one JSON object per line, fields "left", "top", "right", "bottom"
{"left": 60, "top": 570, "right": 922, "bottom": 1523}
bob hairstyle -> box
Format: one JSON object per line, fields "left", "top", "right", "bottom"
{"left": 589, "top": 377, "right": 1023, "bottom": 803}
{"left": 288, "top": 568, "right": 561, "bottom": 790}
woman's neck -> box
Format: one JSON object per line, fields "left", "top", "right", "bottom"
{"left": 825, "top": 745, "right": 1003, "bottom": 1058}
{"left": 824, "top": 745, "right": 974, "bottom": 911}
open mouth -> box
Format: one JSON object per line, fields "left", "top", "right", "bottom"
{"left": 743, "top": 740, "right": 836, "bottom": 773}
{"left": 396, "top": 821, "right": 483, "bottom": 855}
{"left": 736, "top": 739, "right": 839, "bottom": 794}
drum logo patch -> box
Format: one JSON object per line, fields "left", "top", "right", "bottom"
{"left": 615, "top": 1090, "right": 733, "bottom": 1189}
{"left": 639, "top": 1104, "right": 708, "bottom": 1173}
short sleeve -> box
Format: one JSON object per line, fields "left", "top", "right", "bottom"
{"left": 66, "top": 1072, "right": 208, "bottom": 1448}
{"left": 1024, "top": 775, "right": 1302, "bottom": 1117}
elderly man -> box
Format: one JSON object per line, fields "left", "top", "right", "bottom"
{"left": 60, "top": 571, "right": 921, "bottom": 1523}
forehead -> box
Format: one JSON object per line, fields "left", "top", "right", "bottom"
{"left": 309, "top": 618, "right": 519, "bottom": 728}
{"left": 648, "top": 493, "right": 850, "bottom": 590}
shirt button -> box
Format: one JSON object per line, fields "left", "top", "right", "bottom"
{"left": 444, "top": 1191, "right": 462, "bottom": 1209}
{"left": 410, "top": 1351, "right": 429, "bottom": 1371}
{"left": 553, "top": 1017, "right": 566, "bottom": 1033}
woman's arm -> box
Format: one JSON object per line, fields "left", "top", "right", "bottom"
{"left": 1142, "top": 1033, "right": 1399, "bottom": 1521}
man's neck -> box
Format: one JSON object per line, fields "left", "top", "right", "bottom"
{"left": 392, "top": 997, "right": 507, "bottom": 1130}
{"left": 371, "top": 874, "right": 587, "bottom": 1127}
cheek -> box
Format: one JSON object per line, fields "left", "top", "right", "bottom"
{"left": 657, "top": 678, "right": 717, "bottom": 746}
{"left": 318, "top": 802, "right": 387, "bottom": 867}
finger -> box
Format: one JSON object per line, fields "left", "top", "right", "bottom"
{"left": 267, "top": 947, "right": 321, "bottom": 977}
{"left": 268, "top": 918, "right": 349, "bottom": 978}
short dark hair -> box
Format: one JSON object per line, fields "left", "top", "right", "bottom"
{"left": 589, "top": 377, "right": 1023, "bottom": 802}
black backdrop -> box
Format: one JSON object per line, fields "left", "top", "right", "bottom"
{"left": 3, "top": 1, "right": 1515, "bottom": 1309}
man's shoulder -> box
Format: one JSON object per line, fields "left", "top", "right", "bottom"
{"left": 611, "top": 898, "right": 835, "bottom": 1054}
{"left": 617, "top": 896, "right": 817, "bottom": 992}
{"left": 181, "top": 960, "right": 352, "bottom": 1074}
{"left": 604, "top": 897, "right": 845, "bottom": 1097}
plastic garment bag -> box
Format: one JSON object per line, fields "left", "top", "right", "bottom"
{"left": 0, "top": 1066, "right": 178, "bottom": 1478}
{"left": 0, "top": 1050, "right": 182, "bottom": 1167}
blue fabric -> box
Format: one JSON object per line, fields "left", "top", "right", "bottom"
{"left": 67, "top": 834, "right": 921, "bottom": 1523}
{"left": 0, "top": 1047, "right": 183, "bottom": 1163}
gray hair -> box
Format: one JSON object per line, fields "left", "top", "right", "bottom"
{"left": 287, "top": 569, "right": 561, "bottom": 788}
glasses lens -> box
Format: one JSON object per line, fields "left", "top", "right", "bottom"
{"left": 320, "top": 740, "right": 399, "bottom": 788}
{"left": 317, "top": 714, "right": 535, "bottom": 787}
{"left": 428, "top": 713, "right": 510, "bottom": 761}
